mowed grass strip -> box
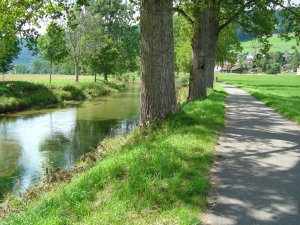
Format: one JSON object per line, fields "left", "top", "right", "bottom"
{"left": 0, "top": 85, "right": 226, "bottom": 225}
{"left": 217, "top": 74, "right": 300, "bottom": 124}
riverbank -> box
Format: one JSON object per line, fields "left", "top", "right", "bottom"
{"left": 0, "top": 85, "right": 227, "bottom": 224}
{"left": 0, "top": 76, "right": 125, "bottom": 114}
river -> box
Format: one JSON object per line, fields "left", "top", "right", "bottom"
{"left": 0, "top": 82, "right": 140, "bottom": 200}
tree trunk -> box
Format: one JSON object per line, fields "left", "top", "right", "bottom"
{"left": 188, "top": 8, "right": 209, "bottom": 101}
{"left": 206, "top": 8, "right": 219, "bottom": 88}
{"left": 140, "top": 0, "right": 178, "bottom": 128}
{"left": 49, "top": 61, "right": 52, "bottom": 83}
{"left": 104, "top": 73, "right": 108, "bottom": 81}
{"left": 75, "top": 61, "right": 79, "bottom": 82}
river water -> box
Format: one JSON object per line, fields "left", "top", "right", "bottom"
{"left": 0, "top": 82, "right": 140, "bottom": 199}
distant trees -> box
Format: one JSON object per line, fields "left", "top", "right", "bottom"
{"left": 14, "top": 63, "right": 29, "bottom": 74}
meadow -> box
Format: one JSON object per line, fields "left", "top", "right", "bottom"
{"left": 217, "top": 74, "right": 300, "bottom": 124}
{"left": 241, "top": 34, "right": 299, "bottom": 53}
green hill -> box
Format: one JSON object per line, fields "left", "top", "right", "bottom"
{"left": 241, "top": 34, "right": 300, "bottom": 53}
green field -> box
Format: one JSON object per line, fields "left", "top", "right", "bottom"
{"left": 241, "top": 34, "right": 299, "bottom": 53}
{"left": 217, "top": 74, "right": 300, "bottom": 124}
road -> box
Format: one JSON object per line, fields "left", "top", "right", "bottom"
{"left": 205, "top": 83, "right": 300, "bottom": 225}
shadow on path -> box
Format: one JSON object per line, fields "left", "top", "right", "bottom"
{"left": 206, "top": 84, "right": 300, "bottom": 225}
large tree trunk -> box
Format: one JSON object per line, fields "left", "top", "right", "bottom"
{"left": 206, "top": 7, "right": 219, "bottom": 88}
{"left": 75, "top": 61, "right": 79, "bottom": 82}
{"left": 140, "top": 0, "right": 178, "bottom": 128}
{"left": 188, "top": 8, "right": 209, "bottom": 101}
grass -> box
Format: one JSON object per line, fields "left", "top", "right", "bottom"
{"left": 241, "top": 34, "right": 300, "bottom": 53}
{"left": 0, "top": 74, "right": 125, "bottom": 114}
{"left": 217, "top": 74, "right": 300, "bottom": 124}
{"left": 0, "top": 85, "right": 227, "bottom": 225}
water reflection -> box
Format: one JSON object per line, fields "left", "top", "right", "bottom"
{"left": 0, "top": 83, "right": 140, "bottom": 200}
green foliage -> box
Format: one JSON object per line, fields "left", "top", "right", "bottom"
{"left": 37, "top": 23, "right": 68, "bottom": 65}
{"left": 14, "top": 64, "right": 29, "bottom": 74}
{"left": 37, "top": 22, "right": 68, "bottom": 82}
{"left": 83, "top": 37, "right": 119, "bottom": 79}
{"left": 218, "top": 74, "right": 300, "bottom": 124}
{"left": 0, "top": 36, "right": 21, "bottom": 73}
{"left": 216, "top": 25, "right": 243, "bottom": 66}
{"left": 0, "top": 85, "right": 227, "bottom": 224}
{"left": 265, "top": 62, "right": 281, "bottom": 74}
{"left": 30, "top": 60, "right": 51, "bottom": 74}
{"left": 90, "top": 0, "right": 140, "bottom": 76}
{"left": 173, "top": 14, "right": 192, "bottom": 73}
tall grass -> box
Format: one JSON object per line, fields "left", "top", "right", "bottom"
{"left": 217, "top": 74, "right": 300, "bottom": 124}
{"left": 0, "top": 85, "right": 227, "bottom": 225}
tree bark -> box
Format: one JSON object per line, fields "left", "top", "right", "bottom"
{"left": 75, "top": 61, "right": 79, "bottom": 82}
{"left": 104, "top": 73, "right": 108, "bottom": 81}
{"left": 140, "top": 0, "right": 178, "bottom": 128}
{"left": 188, "top": 7, "right": 209, "bottom": 101}
{"left": 206, "top": 7, "right": 219, "bottom": 88}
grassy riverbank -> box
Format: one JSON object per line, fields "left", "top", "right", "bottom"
{"left": 0, "top": 75, "right": 125, "bottom": 114}
{"left": 217, "top": 74, "right": 300, "bottom": 125}
{"left": 0, "top": 85, "right": 227, "bottom": 224}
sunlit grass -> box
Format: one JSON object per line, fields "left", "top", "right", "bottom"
{"left": 217, "top": 74, "right": 300, "bottom": 124}
{"left": 0, "top": 85, "right": 227, "bottom": 225}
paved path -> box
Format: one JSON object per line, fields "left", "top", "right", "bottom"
{"left": 205, "top": 83, "right": 300, "bottom": 225}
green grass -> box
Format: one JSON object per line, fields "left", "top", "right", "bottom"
{"left": 0, "top": 74, "right": 125, "bottom": 114}
{"left": 217, "top": 74, "right": 300, "bottom": 124}
{"left": 0, "top": 85, "right": 227, "bottom": 225}
{"left": 241, "top": 34, "right": 299, "bottom": 53}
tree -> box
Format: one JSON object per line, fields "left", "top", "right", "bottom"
{"left": 174, "top": 0, "right": 278, "bottom": 100}
{"left": 65, "top": 7, "right": 88, "bottom": 82}
{"left": 82, "top": 33, "right": 119, "bottom": 81}
{"left": 37, "top": 22, "right": 68, "bottom": 83}
{"left": 92, "top": 0, "right": 140, "bottom": 77}
{"left": 0, "top": 35, "right": 21, "bottom": 88}
{"left": 139, "top": 0, "right": 178, "bottom": 127}
{"left": 215, "top": 25, "right": 243, "bottom": 67}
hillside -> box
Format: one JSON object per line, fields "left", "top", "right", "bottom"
{"left": 241, "top": 34, "right": 300, "bottom": 53}
{"left": 13, "top": 42, "right": 41, "bottom": 66}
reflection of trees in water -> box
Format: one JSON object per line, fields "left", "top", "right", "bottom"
{"left": 38, "top": 118, "right": 138, "bottom": 171}
{"left": 0, "top": 137, "right": 22, "bottom": 200}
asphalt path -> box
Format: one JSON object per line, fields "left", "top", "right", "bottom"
{"left": 205, "top": 83, "right": 300, "bottom": 225}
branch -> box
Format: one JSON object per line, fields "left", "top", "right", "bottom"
{"left": 172, "top": 7, "right": 194, "bottom": 25}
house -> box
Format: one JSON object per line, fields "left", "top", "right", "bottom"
{"left": 297, "top": 66, "right": 300, "bottom": 75}
{"left": 282, "top": 64, "right": 292, "bottom": 73}
{"left": 230, "top": 66, "right": 248, "bottom": 74}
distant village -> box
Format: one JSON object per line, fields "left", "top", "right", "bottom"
{"left": 215, "top": 51, "right": 300, "bottom": 75}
